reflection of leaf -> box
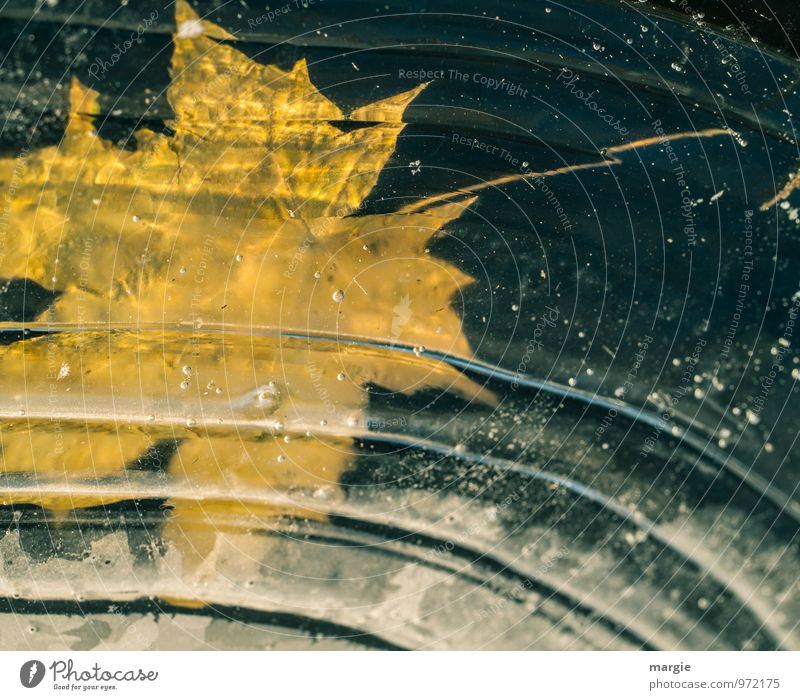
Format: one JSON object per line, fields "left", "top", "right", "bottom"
{"left": 391, "top": 294, "right": 413, "bottom": 340}
{"left": 0, "top": 1, "right": 489, "bottom": 581}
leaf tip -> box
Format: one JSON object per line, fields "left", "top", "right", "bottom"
{"left": 349, "top": 82, "right": 427, "bottom": 124}
{"left": 174, "top": 0, "right": 236, "bottom": 41}
{"left": 67, "top": 76, "right": 100, "bottom": 134}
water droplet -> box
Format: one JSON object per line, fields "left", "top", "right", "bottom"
{"left": 182, "top": 365, "right": 192, "bottom": 376}
{"left": 314, "top": 271, "right": 321, "bottom": 280}
{"left": 177, "top": 18, "right": 204, "bottom": 38}
{"left": 671, "top": 62, "right": 684, "bottom": 72}
{"left": 745, "top": 409, "right": 760, "bottom": 425}
{"left": 180, "top": 380, "right": 190, "bottom": 390}
{"left": 277, "top": 454, "right": 286, "bottom": 463}
{"left": 413, "top": 345, "right": 425, "bottom": 357}
{"left": 132, "top": 214, "right": 141, "bottom": 223}
{"left": 313, "top": 487, "right": 334, "bottom": 500}
{"left": 320, "top": 419, "right": 328, "bottom": 427}
{"left": 257, "top": 388, "right": 277, "bottom": 404}
{"left": 179, "top": 266, "right": 187, "bottom": 275}
{"left": 337, "top": 372, "right": 346, "bottom": 382}
{"left": 234, "top": 254, "right": 244, "bottom": 262}
{"left": 332, "top": 289, "right": 345, "bottom": 302}
{"left": 147, "top": 414, "right": 155, "bottom": 422}
{"left": 185, "top": 417, "right": 197, "bottom": 428}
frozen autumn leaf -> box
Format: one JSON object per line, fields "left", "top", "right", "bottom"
{"left": 0, "top": 1, "right": 494, "bottom": 583}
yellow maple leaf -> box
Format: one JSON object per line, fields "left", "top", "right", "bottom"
{"left": 0, "top": 1, "right": 491, "bottom": 586}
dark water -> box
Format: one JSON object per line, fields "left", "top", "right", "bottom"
{"left": 0, "top": 0, "right": 799, "bottom": 650}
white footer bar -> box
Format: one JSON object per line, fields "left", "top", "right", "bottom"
{"left": 1, "top": 651, "right": 797, "bottom": 698}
